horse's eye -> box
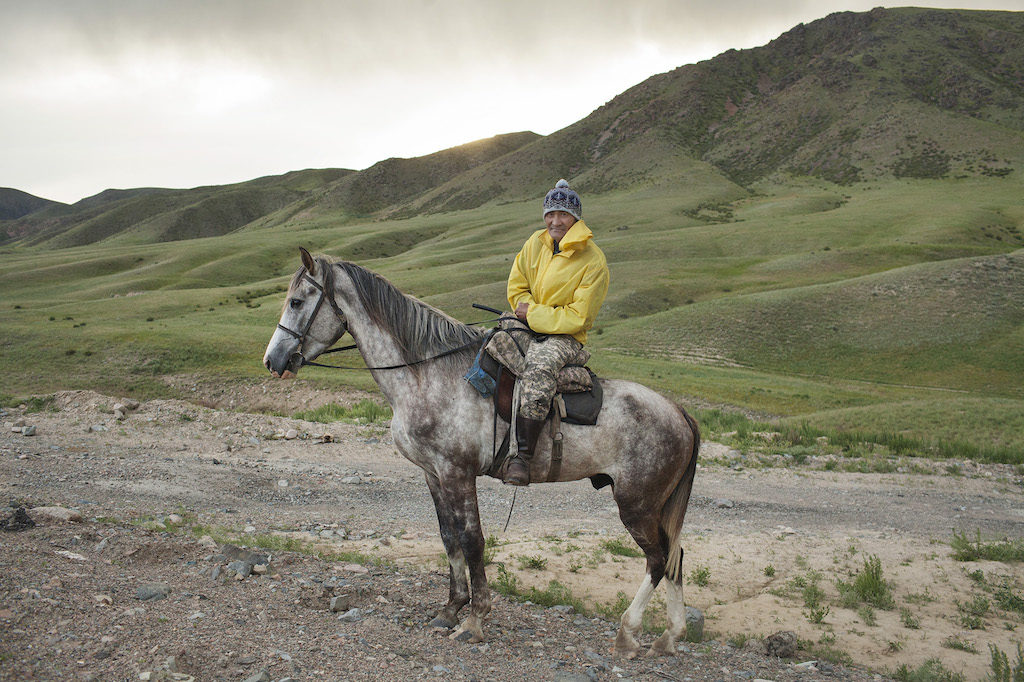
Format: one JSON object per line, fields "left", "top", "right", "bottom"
{"left": 289, "top": 298, "right": 303, "bottom": 309}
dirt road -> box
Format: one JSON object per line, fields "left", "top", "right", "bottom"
{"left": 2, "top": 382, "right": 1023, "bottom": 681}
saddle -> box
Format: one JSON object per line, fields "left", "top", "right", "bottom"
{"left": 464, "top": 318, "right": 605, "bottom": 482}
{"left": 466, "top": 317, "right": 603, "bottom": 426}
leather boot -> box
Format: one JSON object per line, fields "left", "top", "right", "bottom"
{"left": 504, "top": 415, "right": 545, "bottom": 486}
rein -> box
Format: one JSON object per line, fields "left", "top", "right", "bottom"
{"left": 302, "top": 338, "right": 480, "bottom": 371}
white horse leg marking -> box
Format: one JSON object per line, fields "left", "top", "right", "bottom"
{"left": 650, "top": 579, "right": 685, "bottom": 656}
{"left": 614, "top": 573, "right": 655, "bottom": 657}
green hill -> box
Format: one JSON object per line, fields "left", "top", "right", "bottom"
{"left": 1, "top": 7, "right": 1022, "bottom": 462}
{"left": 0, "top": 188, "right": 65, "bottom": 224}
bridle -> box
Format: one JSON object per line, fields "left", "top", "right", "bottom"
{"left": 277, "top": 264, "right": 482, "bottom": 371}
{"left": 276, "top": 267, "right": 348, "bottom": 360}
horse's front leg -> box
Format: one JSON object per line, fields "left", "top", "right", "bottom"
{"left": 425, "top": 471, "right": 470, "bottom": 629}
{"left": 444, "top": 473, "right": 491, "bottom": 643}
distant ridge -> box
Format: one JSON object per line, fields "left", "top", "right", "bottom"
{"left": 2, "top": 7, "right": 1023, "bottom": 248}
{"left": 0, "top": 188, "right": 64, "bottom": 221}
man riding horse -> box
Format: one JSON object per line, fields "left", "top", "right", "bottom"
{"left": 504, "top": 179, "right": 610, "bottom": 486}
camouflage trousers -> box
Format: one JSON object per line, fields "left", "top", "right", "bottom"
{"left": 519, "top": 334, "right": 584, "bottom": 420}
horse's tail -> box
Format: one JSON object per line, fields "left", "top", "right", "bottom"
{"left": 662, "top": 407, "right": 700, "bottom": 584}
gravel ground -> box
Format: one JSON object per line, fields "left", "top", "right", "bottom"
{"left": 2, "top": 382, "right": 1023, "bottom": 681}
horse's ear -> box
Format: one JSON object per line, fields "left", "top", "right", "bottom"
{"left": 299, "top": 247, "right": 315, "bottom": 275}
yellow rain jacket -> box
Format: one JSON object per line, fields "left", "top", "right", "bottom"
{"left": 507, "top": 219, "right": 609, "bottom": 344}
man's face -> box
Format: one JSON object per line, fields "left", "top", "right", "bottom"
{"left": 544, "top": 211, "right": 577, "bottom": 245}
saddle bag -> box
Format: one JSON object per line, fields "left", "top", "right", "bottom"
{"left": 462, "top": 329, "right": 498, "bottom": 397}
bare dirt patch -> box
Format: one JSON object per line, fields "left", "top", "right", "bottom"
{"left": 2, "top": 382, "right": 1023, "bottom": 681}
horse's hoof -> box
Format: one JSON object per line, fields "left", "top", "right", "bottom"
{"left": 450, "top": 616, "right": 486, "bottom": 644}
{"left": 647, "top": 642, "right": 676, "bottom": 657}
{"left": 613, "top": 630, "right": 641, "bottom": 659}
{"left": 648, "top": 632, "right": 678, "bottom": 657}
{"left": 428, "top": 615, "right": 456, "bottom": 629}
{"left": 451, "top": 629, "right": 482, "bottom": 643}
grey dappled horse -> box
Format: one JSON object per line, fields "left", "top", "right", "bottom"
{"left": 263, "top": 249, "right": 700, "bottom": 657}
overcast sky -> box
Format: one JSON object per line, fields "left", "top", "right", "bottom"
{"left": 2, "top": 1, "right": 1023, "bottom": 204}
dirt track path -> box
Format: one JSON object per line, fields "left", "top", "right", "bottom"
{"left": 2, "top": 386, "right": 1023, "bottom": 681}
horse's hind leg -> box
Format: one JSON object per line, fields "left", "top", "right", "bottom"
{"left": 650, "top": 577, "right": 685, "bottom": 655}
{"left": 425, "top": 472, "right": 469, "bottom": 628}
{"left": 613, "top": 506, "right": 666, "bottom": 658}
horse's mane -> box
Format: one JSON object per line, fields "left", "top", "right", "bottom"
{"left": 306, "top": 258, "right": 484, "bottom": 371}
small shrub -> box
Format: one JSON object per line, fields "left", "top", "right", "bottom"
{"left": 893, "top": 658, "right": 965, "bottom": 682}
{"left": 483, "top": 534, "right": 499, "bottom": 566}
{"left": 517, "top": 555, "right": 548, "bottom": 571}
{"left": 848, "top": 554, "right": 895, "bottom": 609}
{"left": 988, "top": 643, "right": 1024, "bottom": 682}
{"left": 764, "top": 564, "right": 776, "bottom": 577}
{"left": 689, "top": 565, "right": 711, "bottom": 587}
{"left": 967, "top": 569, "right": 987, "bottom": 586}
{"left": 951, "top": 530, "right": 1024, "bottom": 563}
{"left": 806, "top": 604, "right": 831, "bottom": 624}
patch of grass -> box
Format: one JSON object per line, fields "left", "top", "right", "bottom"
{"left": 957, "top": 595, "right": 990, "bottom": 630}
{"left": 858, "top": 605, "right": 877, "bottom": 626}
{"left": 994, "top": 582, "right": 1024, "bottom": 615}
{"left": 594, "top": 591, "right": 632, "bottom": 621}
{"left": 893, "top": 658, "right": 966, "bottom": 682}
{"left": 294, "top": 399, "right": 392, "bottom": 424}
{"left": 800, "top": 640, "right": 854, "bottom": 667}
{"left": 601, "top": 536, "right": 644, "bottom": 558}
{"left": 951, "top": 530, "right": 1024, "bottom": 562}
{"left": 900, "top": 607, "right": 921, "bottom": 629}
{"left": 491, "top": 566, "right": 589, "bottom": 614}
{"left": 905, "top": 589, "right": 936, "bottom": 605}
{"left": 727, "top": 633, "right": 752, "bottom": 648}
{"left": 23, "top": 396, "right": 56, "bottom": 413}
{"left": 942, "top": 635, "right": 979, "bottom": 653}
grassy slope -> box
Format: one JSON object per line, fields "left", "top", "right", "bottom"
{"left": 2, "top": 8, "right": 1023, "bottom": 459}
{"left": 2, "top": 174, "right": 1022, "bottom": 456}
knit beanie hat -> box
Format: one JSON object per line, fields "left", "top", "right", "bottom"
{"left": 542, "top": 179, "right": 582, "bottom": 220}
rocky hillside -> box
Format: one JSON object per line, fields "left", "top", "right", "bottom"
{"left": 413, "top": 7, "right": 1024, "bottom": 213}
{"left": 3, "top": 7, "right": 1022, "bottom": 247}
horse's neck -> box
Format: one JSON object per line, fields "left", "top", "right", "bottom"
{"left": 338, "top": 294, "right": 461, "bottom": 408}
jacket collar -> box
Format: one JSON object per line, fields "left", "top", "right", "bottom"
{"left": 540, "top": 219, "right": 592, "bottom": 253}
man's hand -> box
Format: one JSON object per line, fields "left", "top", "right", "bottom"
{"left": 514, "top": 302, "right": 529, "bottom": 322}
